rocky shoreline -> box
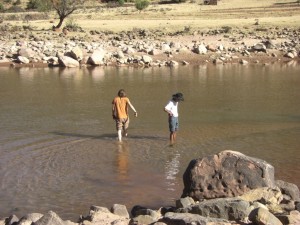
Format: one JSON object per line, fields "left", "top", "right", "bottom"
{"left": 0, "top": 26, "right": 299, "bottom": 68}
{"left": 1, "top": 150, "right": 300, "bottom": 225}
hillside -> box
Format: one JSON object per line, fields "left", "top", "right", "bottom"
{"left": 0, "top": 0, "right": 299, "bottom": 33}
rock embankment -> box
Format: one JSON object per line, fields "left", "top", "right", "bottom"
{"left": 0, "top": 26, "right": 299, "bottom": 68}
{"left": 1, "top": 150, "right": 300, "bottom": 225}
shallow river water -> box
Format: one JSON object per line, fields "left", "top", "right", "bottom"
{"left": 0, "top": 63, "right": 299, "bottom": 221}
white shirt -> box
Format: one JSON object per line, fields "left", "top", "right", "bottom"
{"left": 165, "top": 100, "right": 179, "bottom": 117}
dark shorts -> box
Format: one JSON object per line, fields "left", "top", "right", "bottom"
{"left": 169, "top": 116, "right": 179, "bottom": 132}
{"left": 116, "top": 117, "right": 129, "bottom": 131}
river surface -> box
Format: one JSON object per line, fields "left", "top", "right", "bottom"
{"left": 0, "top": 63, "right": 299, "bottom": 221}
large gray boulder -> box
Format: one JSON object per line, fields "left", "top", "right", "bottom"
{"left": 276, "top": 180, "right": 300, "bottom": 212}
{"left": 111, "top": 204, "right": 129, "bottom": 219}
{"left": 18, "top": 213, "right": 43, "bottom": 225}
{"left": 182, "top": 150, "right": 275, "bottom": 200}
{"left": 252, "top": 43, "right": 267, "bottom": 52}
{"left": 17, "top": 56, "right": 30, "bottom": 64}
{"left": 18, "top": 47, "right": 35, "bottom": 58}
{"left": 161, "top": 212, "right": 230, "bottom": 225}
{"left": 5, "top": 215, "right": 18, "bottom": 225}
{"left": 249, "top": 207, "right": 283, "bottom": 225}
{"left": 239, "top": 187, "right": 283, "bottom": 205}
{"left": 194, "top": 43, "right": 207, "bottom": 54}
{"left": 80, "top": 205, "right": 130, "bottom": 225}
{"left": 161, "top": 43, "right": 171, "bottom": 53}
{"left": 178, "top": 197, "right": 251, "bottom": 221}
{"left": 142, "top": 55, "right": 152, "bottom": 64}
{"left": 58, "top": 56, "right": 80, "bottom": 68}
{"left": 176, "top": 197, "right": 195, "bottom": 209}
{"left": 132, "top": 215, "right": 159, "bottom": 225}
{"left": 131, "top": 205, "right": 161, "bottom": 219}
{"left": 281, "top": 210, "right": 300, "bottom": 225}
{"left": 70, "top": 46, "right": 83, "bottom": 61}
{"left": 87, "top": 48, "right": 106, "bottom": 65}
{"left": 34, "top": 211, "right": 64, "bottom": 225}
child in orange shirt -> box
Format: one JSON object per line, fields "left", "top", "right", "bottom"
{"left": 112, "top": 89, "right": 137, "bottom": 142}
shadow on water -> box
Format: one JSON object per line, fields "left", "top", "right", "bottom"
{"left": 51, "top": 131, "right": 115, "bottom": 139}
{"left": 51, "top": 131, "right": 167, "bottom": 141}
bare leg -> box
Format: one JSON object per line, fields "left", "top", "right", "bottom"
{"left": 170, "top": 131, "right": 177, "bottom": 145}
{"left": 117, "top": 130, "right": 122, "bottom": 142}
{"left": 123, "top": 128, "right": 128, "bottom": 137}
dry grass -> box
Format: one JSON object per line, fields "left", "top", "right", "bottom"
{"left": 66, "top": 0, "right": 300, "bottom": 33}
{"left": 3, "top": 0, "right": 300, "bottom": 33}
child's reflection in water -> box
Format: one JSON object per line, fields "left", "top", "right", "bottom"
{"left": 116, "top": 143, "right": 129, "bottom": 181}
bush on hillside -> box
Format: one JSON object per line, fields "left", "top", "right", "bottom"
{"left": 23, "top": 25, "right": 34, "bottom": 30}
{"left": 6, "top": 5, "right": 24, "bottom": 12}
{"left": 6, "top": 14, "right": 20, "bottom": 21}
{"left": 118, "top": 0, "right": 125, "bottom": 6}
{"left": 27, "top": 0, "right": 40, "bottom": 9}
{"left": 14, "top": 0, "right": 21, "bottom": 5}
{"left": 221, "top": 26, "right": 232, "bottom": 33}
{"left": 159, "top": 0, "right": 186, "bottom": 3}
{"left": 171, "top": 0, "right": 187, "bottom": 3}
{"left": 64, "top": 18, "right": 83, "bottom": 32}
{"left": 135, "top": 0, "right": 150, "bottom": 12}
{"left": 27, "top": 0, "right": 52, "bottom": 11}
{"left": 0, "top": 3, "right": 4, "bottom": 12}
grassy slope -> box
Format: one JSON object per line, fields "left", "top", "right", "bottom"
{"left": 3, "top": 0, "right": 300, "bottom": 33}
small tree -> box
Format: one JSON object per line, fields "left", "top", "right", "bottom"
{"left": 50, "top": 0, "right": 84, "bottom": 29}
{"left": 135, "top": 0, "right": 149, "bottom": 13}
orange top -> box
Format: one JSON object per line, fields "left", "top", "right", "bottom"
{"left": 112, "top": 97, "right": 130, "bottom": 119}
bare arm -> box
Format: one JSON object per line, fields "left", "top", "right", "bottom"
{"left": 164, "top": 107, "right": 173, "bottom": 116}
{"left": 112, "top": 102, "right": 117, "bottom": 119}
{"left": 128, "top": 100, "right": 137, "bottom": 117}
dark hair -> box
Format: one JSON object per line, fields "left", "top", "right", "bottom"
{"left": 172, "top": 92, "right": 184, "bottom": 102}
{"left": 118, "top": 89, "right": 126, "bottom": 97}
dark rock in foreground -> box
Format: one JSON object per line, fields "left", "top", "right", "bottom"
{"left": 182, "top": 150, "right": 276, "bottom": 200}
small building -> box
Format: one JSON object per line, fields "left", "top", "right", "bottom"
{"left": 203, "top": 0, "right": 218, "bottom": 5}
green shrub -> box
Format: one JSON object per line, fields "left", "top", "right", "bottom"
{"left": 26, "top": 0, "right": 52, "bottom": 11}
{"left": 6, "top": 5, "right": 24, "bottom": 13}
{"left": 14, "top": 0, "right": 21, "bottom": 5}
{"left": 221, "top": 26, "right": 232, "bottom": 33}
{"left": 0, "top": 3, "right": 4, "bottom": 11}
{"left": 23, "top": 25, "right": 33, "bottom": 30}
{"left": 11, "top": 25, "right": 22, "bottom": 32}
{"left": 64, "top": 18, "right": 82, "bottom": 32}
{"left": 27, "top": 0, "right": 40, "bottom": 9}
{"left": 184, "top": 26, "right": 191, "bottom": 33}
{"left": 6, "top": 14, "right": 20, "bottom": 21}
{"left": 118, "top": 0, "right": 125, "bottom": 5}
{"left": 135, "top": 0, "right": 150, "bottom": 12}
{"left": 172, "top": 0, "right": 186, "bottom": 3}
{"left": 107, "top": 1, "right": 120, "bottom": 8}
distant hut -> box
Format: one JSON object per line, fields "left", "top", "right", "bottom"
{"left": 203, "top": 0, "right": 218, "bottom": 5}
